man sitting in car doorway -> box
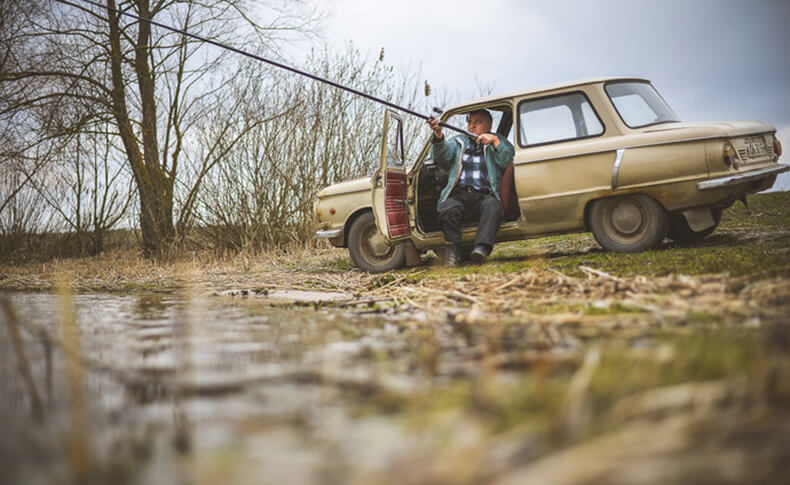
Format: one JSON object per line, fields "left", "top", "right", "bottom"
{"left": 428, "top": 109, "right": 515, "bottom": 266}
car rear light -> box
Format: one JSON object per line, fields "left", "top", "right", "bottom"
{"left": 774, "top": 138, "right": 783, "bottom": 157}
{"left": 723, "top": 144, "right": 737, "bottom": 167}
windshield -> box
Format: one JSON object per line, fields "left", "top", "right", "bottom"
{"left": 605, "top": 81, "right": 680, "bottom": 128}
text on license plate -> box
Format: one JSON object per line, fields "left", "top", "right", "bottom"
{"left": 746, "top": 139, "right": 767, "bottom": 157}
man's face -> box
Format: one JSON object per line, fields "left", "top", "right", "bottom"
{"left": 467, "top": 113, "right": 492, "bottom": 136}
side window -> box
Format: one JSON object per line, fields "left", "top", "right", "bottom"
{"left": 581, "top": 103, "right": 604, "bottom": 135}
{"left": 521, "top": 105, "right": 575, "bottom": 144}
{"left": 518, "top": 92, "right": 604, "bottom": 147}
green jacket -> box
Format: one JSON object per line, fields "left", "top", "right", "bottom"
{"left": 431, "top": 133, "right": 515, "bottom": 209}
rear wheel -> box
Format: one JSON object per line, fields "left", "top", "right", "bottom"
{"left": 668, "top": 208, "right": 722, "bottom": 243}
{"left": 589, "top": 194, "right": 668, "bottom": 253}
{"left": 347, "top": 211, "right": 406, "bottom": 273}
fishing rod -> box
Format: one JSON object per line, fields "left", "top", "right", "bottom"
{"left": 54, "top": 0, "right": 478, "bottom": 139}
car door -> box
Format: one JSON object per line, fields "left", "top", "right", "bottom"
{"left": 371, "top": 110, "right": 411, "bottom": 241}
{"left": 513, "top": 89, "right": 616, "bottom": 235}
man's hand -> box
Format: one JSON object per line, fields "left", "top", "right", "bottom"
{"left": 427, "top": 116, "right": 443, "bottom": 140}
{"left": 476, "top": 133, "right": 500, "bottom": 148}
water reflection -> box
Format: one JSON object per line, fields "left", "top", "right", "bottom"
{"left": 133, "top": 292, "right": 171, "bottom": 320}
{"left": 0, "top": 291, "right": 421, "bottom": 485}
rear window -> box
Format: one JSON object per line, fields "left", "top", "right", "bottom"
{"left": 605, "top": 81, "right": 680, "bottom": 128}
{"left": 517, "top": 92, "right": 604, "bottom": 147}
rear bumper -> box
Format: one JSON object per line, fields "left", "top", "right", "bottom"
{"left": 698, "top": 164, "right": 789, "bottom": 190}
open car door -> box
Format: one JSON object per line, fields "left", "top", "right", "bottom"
{"left": 372, "top": 110, "right": 411, "bottom": 242}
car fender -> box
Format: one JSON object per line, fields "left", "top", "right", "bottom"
{"left": 342, "top": 207, "right": 374, "bottom": 248}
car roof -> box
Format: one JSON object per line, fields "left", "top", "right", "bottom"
{"left": 442, "top": 76, "right": 651, "bottom": 112}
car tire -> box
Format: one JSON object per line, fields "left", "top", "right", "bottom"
{"left": 668, "top": 208, "right": 722, "bottom": 244}
{"left": 347, "top": 211, "right": 406, "bottom": 273}
{"left": 589, "top": 194, "right": 668, "bottom": 253}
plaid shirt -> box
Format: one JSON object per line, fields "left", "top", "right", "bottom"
{"left": 458, "top": 142, "right": 490, "bottom": 191}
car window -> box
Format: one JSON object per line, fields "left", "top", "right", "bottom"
{"left": 385, "top": 116, "right": 404, "bottom": 168}
{"left": 424, "top": 108, "right": 512, "bottom": 166}
{"left": 518, "top": 92, "right": 604, "bottom": 147}
{"left": 442, "top": 109, "right": 510, "bottom": 139}
{"left": 605, "top": 81, "right": 679, "bottom": 128}
{"left": 581, "top": 103, "right": 603, "bottom": 134}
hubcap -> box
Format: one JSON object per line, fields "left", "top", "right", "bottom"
{"left": 611, "top": 201, "right": 643, "bottom": 235}
{"left": 361, "top": 224, "right": 394, "bottom": 260}
{"left": 368, "top": 231, "right": 390, "bottom": 256}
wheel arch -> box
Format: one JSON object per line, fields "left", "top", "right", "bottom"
{"left": 342, "top": 207, "right": 374, "bottom": 248}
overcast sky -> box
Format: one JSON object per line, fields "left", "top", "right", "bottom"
{"left": 311, "top": 0, "right": 790, "bottom": 189}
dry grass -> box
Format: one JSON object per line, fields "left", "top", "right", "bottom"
{"left": 0, "top": 245, "right": 365, "bottom": 293}
{"left": 2, "top": 230, "right": 788, "bottom": 337}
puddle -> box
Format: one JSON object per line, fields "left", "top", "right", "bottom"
{"left": 0, "top": 291, "right": 456, "bottom": 484}
{"left": 216, "top": 288, "right": 351, "bottom": 303}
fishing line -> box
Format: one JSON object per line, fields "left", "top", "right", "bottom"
{"left": 53, "top": 0, "right": 477, "bottom": 139}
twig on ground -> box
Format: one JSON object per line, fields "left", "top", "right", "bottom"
{"left": 578, "top": 265, "right": 622, "bottom": 282}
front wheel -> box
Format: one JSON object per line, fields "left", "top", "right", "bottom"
{"left": 589, "top": 194, "right": 668, "bottom": 253}
{"left": 347, "top": 211, "right": 406, "bottom": 273}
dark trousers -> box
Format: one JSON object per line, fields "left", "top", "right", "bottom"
{"left": 438, "top": 186, "right": 504, "bottom": 251}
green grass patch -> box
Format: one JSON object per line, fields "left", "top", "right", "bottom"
{"left": 402, "top": 326, "right": 770, "bottom": 438}
{"left": 719, "top": 190, "right": 790, "bottom": 231}
{"left": 587, "top": 329, "right": 760, "bottom": 411}
{"left": 583, "top": 302, "right": 649, "bottom": 316}
{"left": 324, "top": 255, "right": 352, "bottom": 271}
{"left": 547, "top": 236, "right": 790, "bottom": 278}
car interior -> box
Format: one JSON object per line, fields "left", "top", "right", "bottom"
{"left": 415, "top": 105, "right": 520, "bottom": 234}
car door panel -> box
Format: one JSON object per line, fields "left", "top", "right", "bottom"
{"left": 514, "top": 150, "right": 615, "bottom": 234}
{"left": 372, "top": 110, "right": 411, "bottom": 241}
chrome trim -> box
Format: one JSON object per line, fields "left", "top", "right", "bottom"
{"left": 316, "top": 229, "right": 342, "bottom": 239}
{"left": 515, "top": 148, "right": 616, "bottom": 166}
{"left": 513, "top": 133, "right": 774, "bottom": 167}
{"left": 317, "top": 188, "right": 370, "bottom": 198}
{"left": 611, "top": 148, "right": 625, "bottom": 190}
{"left": 697, "top": 164, "right": 789, "bottom": 190}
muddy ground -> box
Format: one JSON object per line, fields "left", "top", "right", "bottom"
{"left": 1, "top": 191, "right": 789, "bottom": 484}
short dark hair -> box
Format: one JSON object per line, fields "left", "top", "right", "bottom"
{"left": 466, "top": 108, "right": 492, "bottom": 126}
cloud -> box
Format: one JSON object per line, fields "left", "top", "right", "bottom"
{"left": 320, "top": 0, "right": 548, "bottom": 93}
{"left": 317, "top": 0, "right": 789, "bottom": 131}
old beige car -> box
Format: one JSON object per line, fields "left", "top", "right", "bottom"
{"left": 315, "top": 77, "right": 787, "bottom": 272}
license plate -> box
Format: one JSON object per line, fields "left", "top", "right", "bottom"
{"left": 746, "top": 138, "right": 767, "bottom": 157}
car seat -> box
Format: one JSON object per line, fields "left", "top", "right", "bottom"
{"left": 499, "top": 163, "right": 519, "bottom": 221}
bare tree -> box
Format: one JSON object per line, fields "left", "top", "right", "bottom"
{"left": 0, "top": 0, "right": 322, "bottom": 256}
{"left": 28, "top": 127, "right": 134, "bottom": 255}
{"left": 194, "top": 44, "right": 431, "bottom": 250}
{"left": 0, "top": 169, "right": 59, "bottom": 262}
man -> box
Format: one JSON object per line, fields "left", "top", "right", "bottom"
{"left": 428, "top": 109, "right": 515, "bottom": 266}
